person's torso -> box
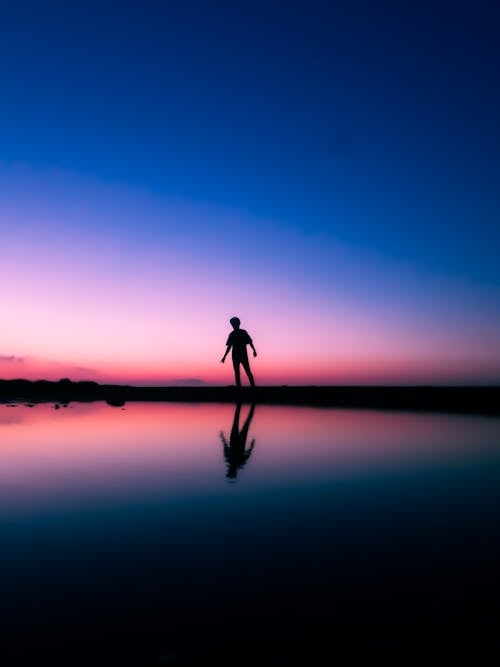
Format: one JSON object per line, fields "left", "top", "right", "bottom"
{"left": 229, "top": 329, "right": 251, "bottom": 355}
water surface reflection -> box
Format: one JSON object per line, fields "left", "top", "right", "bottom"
{"left": 1, "top": 402, "right": 499, "bottom": 664}
{"left": 220, "top": 403, "right": 256, "bottom": 480}
{"left": 2, "top": 401, "right": 499, "bottom": 507}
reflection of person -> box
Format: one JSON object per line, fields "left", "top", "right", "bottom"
{"left": 220, "top": 316, "right": 257, "bottom": 387}
{"left": 220, "top": 403, "right": 256, "bottom": 480}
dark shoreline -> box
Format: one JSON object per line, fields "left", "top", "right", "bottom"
{"left": 1, "top": 379, "right": 499, "bottom": 415}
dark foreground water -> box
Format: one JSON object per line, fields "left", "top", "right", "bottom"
{"left": 1, "top": 402, "right": 499, "bottom": 665}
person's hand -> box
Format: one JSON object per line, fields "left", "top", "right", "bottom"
{"left": 220, "top": 357, "right": 225, "bottom": 363}
{"left": 253, "top": 351, "right": 257, "bottom": 357}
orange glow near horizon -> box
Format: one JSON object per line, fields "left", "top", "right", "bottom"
{"left": 1, "top": 354, "right": 499, "bottom": 386}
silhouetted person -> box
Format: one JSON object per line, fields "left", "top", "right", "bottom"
{"left": 220, "top": 402, "right": 256, "bottom": 480}
{"left": 221, "top": 316, "right": 257, "bottom": 387}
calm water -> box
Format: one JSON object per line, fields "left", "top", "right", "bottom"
{"left": 1, "top": 402, "right": 500, "bottom": 664}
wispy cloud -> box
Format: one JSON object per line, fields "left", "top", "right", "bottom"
{"left": 171, "top": 378, "right": 206, "bottom": 386}
{"left": 0, "top": 354, "right": 103, "bottom": 381}
{"left": 71, "top": 365, "right": 98, "bottom": 375}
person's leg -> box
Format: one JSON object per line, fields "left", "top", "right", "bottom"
{"left": 232, "top": 358, "right": 241, "bottom": 387}
{"left": 241, "top": 357, "right": 255, "bottom": 387}
{"left": 230, "top": 403, "right": 242, "bottom": 440}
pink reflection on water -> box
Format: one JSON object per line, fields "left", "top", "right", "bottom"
{"left": 0, "top": 402, "right": 498, "bottom": 508}
{"left": 0, "top": 402, "right": 234, "bottom": 505}
{"left": 254, "top": 406, "right": 500, "bottom": 475}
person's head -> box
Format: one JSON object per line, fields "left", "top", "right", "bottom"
{"left": 230, "top": 316, "right": 240, "bottom": 329}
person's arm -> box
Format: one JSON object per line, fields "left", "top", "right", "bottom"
{"left": 221, "top": 343, "right": 231, "bottom": 363}
{"left": 245, "top": 331, "right": 257, "bottom": 357}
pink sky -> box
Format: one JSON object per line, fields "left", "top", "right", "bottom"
{"left": 2, "top": 165, "right": 500, "bottom": 385}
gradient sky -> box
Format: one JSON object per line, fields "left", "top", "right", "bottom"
{"left": 1, "top": 1, "right": 499, "bottom": 384}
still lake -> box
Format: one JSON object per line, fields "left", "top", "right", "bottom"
{"left": 1, "top": 401, "right": 499, "bottom": 664}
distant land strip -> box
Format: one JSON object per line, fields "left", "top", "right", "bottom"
{"left": 0, "top": 379, "right": 499, "bottom": 415}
